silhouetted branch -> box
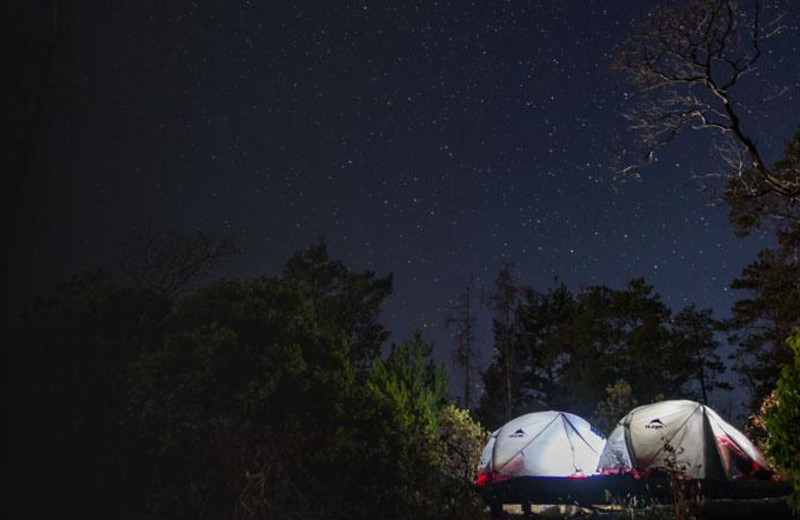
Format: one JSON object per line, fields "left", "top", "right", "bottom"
{"left": 616, "top": 0, "right": 799, "bottom": 203}
{"left": 119, "top": 224, "right": 236, "bottom": 297}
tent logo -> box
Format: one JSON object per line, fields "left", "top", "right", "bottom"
{"left": 509, "top": 429, "right": 526, "bottom": 438}
{"left": 645, "top": 418, "right": 665, "bottom": 430}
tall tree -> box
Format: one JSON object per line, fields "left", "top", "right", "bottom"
{"left": 282, "top": 240, "right": 393, "bottom": 370}
{"left": 725, "top": 126, "right": 800, "bottom": 409}
{"left": 614, "top": 0, "right": 798, "bottom": 204}
{"left": 446, "top": 283, "right": 479, "bottom": 409}
{"left": 513, "top": 282, "right": 574, "bottom": 410}
{"left": 481, "top": 265, "right": 520, "bottom": 422}
{"left": 558, "top": 279, "right": 678, "bottom": 415}
{"left": 132, "top": 275, "right": 356, "bottom": 519}
{"left": 672, "top": 304, "right": 731, "bottom": 404}
{"left": 477, "top": 276, "right": 722, "bottom": 425}
{"left": 727, "top": 227, "right": 800, "bottom": 406}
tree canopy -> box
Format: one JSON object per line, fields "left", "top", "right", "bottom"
{"left": 4, "top": 242, "right": 483, "bottom": 520}
{"left": 476, "top": 277, "right": 727, "bottom": 429}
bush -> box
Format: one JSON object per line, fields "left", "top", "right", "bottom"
{"left": 436, "top": 404, "right": 491, "bottom": 519}
{"left": 764, "top": 329, "right": 800, "bottom": 507}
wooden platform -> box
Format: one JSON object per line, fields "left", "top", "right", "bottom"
{"left": 481, "top": 475, "right": 794, "bottom": 518}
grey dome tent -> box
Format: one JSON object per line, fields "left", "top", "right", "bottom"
{"left": 596, "top": 400, "right": 771, "bottom": 480}
{"left": 476, "top": 411, "right": 606, "bottom": 486}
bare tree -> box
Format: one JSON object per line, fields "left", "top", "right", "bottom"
{"left": 119, "top": 224, "right": 236, "bottom": 298}
{"left": 483, "top": 265, "right": 520, "bottom": 420}
{"left": 615, "top": 0, "right": 799, "bottom": 204}
{"left": 446, "top": 282, "right": 479, "bottom": 409}
{"left": 725, "top": 126, "right": 800, "bottom": 234}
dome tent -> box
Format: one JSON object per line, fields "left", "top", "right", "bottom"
{"left": 476, "top": 411, "right": 606, "bottom": 486}
{"left": 597, "top": 400, "right": 771, "bottom": 481}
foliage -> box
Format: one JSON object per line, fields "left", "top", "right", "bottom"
{"left": 127, "top": 249, "right": 403, "bottom": 519}
{"left": 512, "top": 283, "right": 574, "bottom": 414}
{"left": 726, "top": 228, "right": 800, "bottom": 407}
{"left": 764, "top": 330, "right": 800, "bottom": 507}
{"left": 350, "top": 332, "right": 450, "bottom": 519}
{"left": 745, "top": 390, "right": 780, "bottom": 473}
{"left": 560, "top": 280, "right": 676, "bottom": 415}
{"left": 661, "top": 442, "right": 702, "bottom": 520}
{"left": 436, "top": 404, "right": 491, "bottom": 519}
{"left": 592, "top": 379, "right": 638, "bottom": 436}
{"left": 478, "top": 279, "right": 727, "bottom": 427}
{"left": 437, "top": 404, "right": 490, "bottom": 482}
{"left": 615, "top": 2, "right": 800, "bottom": 419}
{"left": 671, "top": 304, "right": 731, "bottom": 404}
{"left": 5, "top": 240, "right": 495, "bottom": 520}
{"left": 283, "top": 239, "right": 393, "bottom": 370}
{"left": 477, "top": 277, "right": 727, "bottom": 428}
{"left": 724, "top": 125, "right": 800, "bottom": 411}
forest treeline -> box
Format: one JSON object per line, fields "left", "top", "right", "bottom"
{"left": 471, "top": 226, "right": 800, "bottom": 429}
{"left": 474, "top": 274, "right": 729, "bottom": 429}
{"left": 3, "top": 208, "right": 800, "bottom": 518}
{"left": 5, "top": 242, "right": 489, "bottom": 520}
{"left": 3, "top": 123, "right": 800, "bottom": 520}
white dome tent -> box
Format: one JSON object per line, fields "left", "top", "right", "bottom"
{"left": 476, "top": 411, "right": 606, "bottom": 486}
{"left": 596, "top": 400, "right": 771, "bottom": 481}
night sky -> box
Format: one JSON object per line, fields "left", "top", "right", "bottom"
{"left": 12, "top": 1, "right": 800, "bottom": 396}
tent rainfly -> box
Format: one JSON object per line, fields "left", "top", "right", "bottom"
{"left": 597, "top": 400, "right": 771, "bottom": 481}
{"left": 476, "top": 411, "right": 606, "bottom": 486}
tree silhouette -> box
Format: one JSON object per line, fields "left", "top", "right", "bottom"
{"left": 672, "top": 304, "right": 731, "bottom": 404}
{"left": 615, "top": 0, "right": 798, "bottom": 204}
{"left": 482, "top": 264, "right": 520, "bottom": 421}
{"left": 446, "top": 282, "right": 479, "bottom": 409}
{"left": 727, "top": 228, "right": 800, "bottom": 406}
{"left": 119, "top": 224, "right": 236, "bottom": 298}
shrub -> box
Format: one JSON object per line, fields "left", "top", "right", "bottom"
{"left": 764, "top": 329, "right": 800, "bottom": 507}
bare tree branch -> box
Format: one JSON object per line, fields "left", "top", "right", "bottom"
{"left": 615, "top": 0, "right": 800, "bottom": 207}
{"left": 119, "top": 224, "right": 237, "bottom": 297}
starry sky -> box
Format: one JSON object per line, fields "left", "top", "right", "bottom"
{"left": 12, "top": 1, "right": 800, "bottom": 392}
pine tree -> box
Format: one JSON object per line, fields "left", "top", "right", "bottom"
{"left": 727, "top": 228, "right": 800, "bottom": 406}
{"left": 513, "top": 283, "right": 574, "bottom": 410}
{"left": 446, "top": 283, "right": 479, "bottom": 409}
{"left": 481, "top": 265, "right": 520, "bottom": 422}
{"left": 478, "top": 276, "right": 722, "bottom": 424}
{"left": 671, "top": 304, "right": 731, "bottom": 404}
